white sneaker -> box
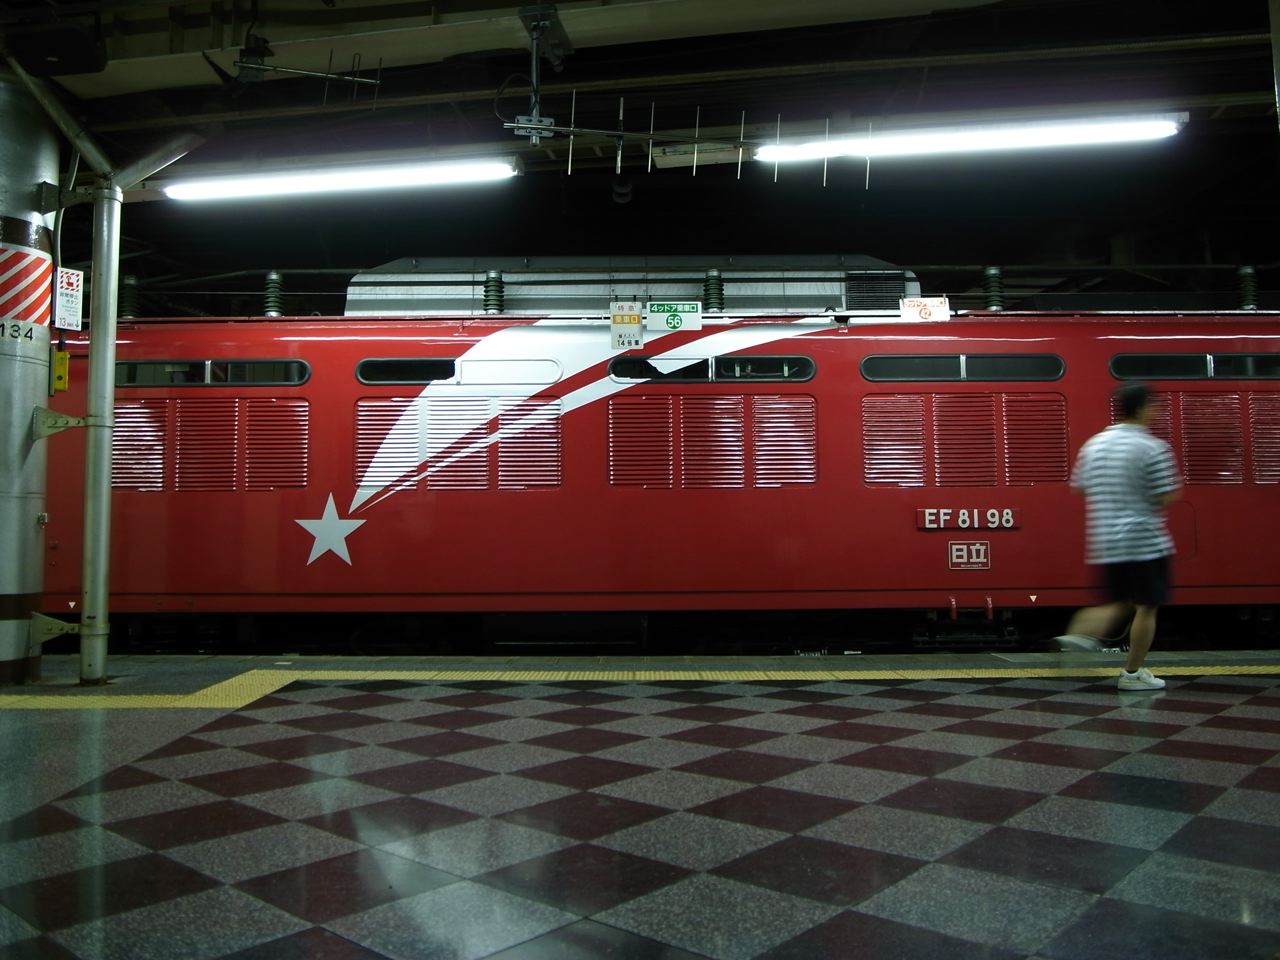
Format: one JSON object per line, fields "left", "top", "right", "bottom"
{"left": 1056, "top": 634, "right": 1102, "bottom": 652}
{"left": 1118, "top": 668, "right": 1166, "bottom": 691}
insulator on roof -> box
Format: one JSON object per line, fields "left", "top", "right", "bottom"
{"left": 483, "top": 269, "right": 504, "bottom": 314}
{"left": 703, "top": 268, "right": 724, "bottom": 312}
{"left": 1238, "top": 265, "right": 1257, "bottom": 311}
{"left": 264, "top": 270, "right": 283, "bottom": 317}
{"left": 983, "top": 266, "right": 1004, "bottom": 311}
{"left": 118, "top": 275, "right": 139, "bottom": 318}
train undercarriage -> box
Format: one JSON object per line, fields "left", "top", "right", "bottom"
{"left": 37, "top": 605, "right": 1278, "bottom": 659}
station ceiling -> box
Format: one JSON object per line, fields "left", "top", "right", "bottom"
{"left": 1, "top": 0, "right": 1276, "bottom": 314}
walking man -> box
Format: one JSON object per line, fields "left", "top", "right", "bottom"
{"left": 1056, "top": 383, "right": 1180, "bottom": 690}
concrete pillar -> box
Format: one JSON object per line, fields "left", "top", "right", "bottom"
{"left": 0, "top": 69, "right": 58, "bottom": 684}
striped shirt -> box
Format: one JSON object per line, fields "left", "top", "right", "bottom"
{"left": 1071, "top": 423, "right": 1179, "bottom": 564}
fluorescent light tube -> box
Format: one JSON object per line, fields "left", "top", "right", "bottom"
{"left": 756, "top": 115, "right": 1184, "bottom": 163}
{"left": 163, "top": 158, "right": 519, "bottom": 201}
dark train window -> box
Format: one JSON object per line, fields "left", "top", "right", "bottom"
{"left": 210, "top": 361, "right": 308, "bottom": 384}
{"left": 861, "top": 355, "right": 962, "bottom": 381}
{"left": 116, "top": 360, "right": 308, "bottom": 386}
{"left": 1110, "top": 354, "right": 1208, "bottom": 380}
{"left": 357, "top": 358, "right": 456, "bottom": 384}
{"left": 116, "top": 362, "right": 206, "bottom": 386}
{"left": 714, "top": 356, "right": 815, "bottom": 382}
{"left": 1212, "top": 354, "right": 1280, "bottom": 379}
{"left": 965, "top": 355, "right": 1064, "bottom": 381}
{"left": 610, "top": 357, "right": 712, "bottom": 382}
{"left": 862, "top": 354, "right": 1063, "bottom": 382}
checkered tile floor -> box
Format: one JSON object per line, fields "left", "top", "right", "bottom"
{"left": 2, "top": 674, "right": 1278, "bottom": 959}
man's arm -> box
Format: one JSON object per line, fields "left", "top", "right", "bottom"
{"left": 1069, "top": 439, "right": 1092, "bottom": 495}
{"left": 1148, "top": 442, "right": 1180, "bottom": 507}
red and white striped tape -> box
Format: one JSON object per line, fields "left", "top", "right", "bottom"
{"left": 0, "top": 241, "right": 53, "bottom": 326}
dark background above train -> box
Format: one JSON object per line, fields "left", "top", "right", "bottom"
{"left": 3, "top": 0, "right": 1277, "bottom": 316}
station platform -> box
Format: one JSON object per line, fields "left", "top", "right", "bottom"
{"left": 2, "top": 649, "right": 1278, "bottom": 960}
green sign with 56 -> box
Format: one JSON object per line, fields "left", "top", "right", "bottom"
{"left": 645, "top": 301, "right": 702, "bottom": 331}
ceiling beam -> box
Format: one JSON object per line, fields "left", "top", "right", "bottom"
{"left": 92, "top": 31, "right": 1269, "bottom": 134}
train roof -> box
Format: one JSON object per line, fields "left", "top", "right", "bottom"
{"left": 105, "top": 309, "right": 1280, "bottom": 327}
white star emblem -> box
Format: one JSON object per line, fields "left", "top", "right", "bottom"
{"left": 295, "top": 494, "right": 366, "bottom": 565}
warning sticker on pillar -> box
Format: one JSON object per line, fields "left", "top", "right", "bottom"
{"left": 0, "top": 240, "right": 53, "bottom": 326}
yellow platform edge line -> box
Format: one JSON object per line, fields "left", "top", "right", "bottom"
{"left": 1, "top": 663, "right": 1276, "bottom": 709}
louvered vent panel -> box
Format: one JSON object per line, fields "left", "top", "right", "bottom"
{"left": 681, "top": 396, "right": 746, "bottom": 488}
{"left": 1251, "top": 393, "right": 1280, "bottom": 483}
{"left": 1148, "top": 393, "right": 1174, "bottom": 444}
{"left": 1004, "top": 393, "right": 1069, "bottom": 483}
{"left": 245, "top": 399, "right": 309, "bottom": 490}
{"left": 498, "top": 399, "right": 562, "bottom": 488}
{"left": 1182, "top": 393, "right": 1243, "bottom": 484}
{"left": 934, "top": 394, "right": 998, "bottom": 486}
{"left": 424, "top": 397, "right": 492, "bottom": 489}
{"left": 355, "top": 398, "right": 419, "bottom": 486}
{"left": 112, "top": 400, "right": 168, "bottom": 490}
{"left": 174, "top": 399, "right": 238, "bottom": 491}
{"left": 609, "top": 396, "right": 674, "bottom": 487}
{"left": 753, "top": 395, "right": 817, "bottom": 486}
{"left": 845, "top": 271, "right": 910, "bottom": 309}
{"left": 862, "top": 395, "right": 925, "bottom": 485}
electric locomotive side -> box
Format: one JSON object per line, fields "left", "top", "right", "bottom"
{"left": 833, "top": 316, "right": 1084, "bottom": 617}
{"left": 300, "top": 316, "right": 850, "bottom": 608}
{"left": 836, "top": 312, "right": 1280, "bottom": 620}
{"left": 39, "top": 310, "right": 1280, "bottom": 632}
{"left": 42, "top": 318, "right": 485, "bottom": 612}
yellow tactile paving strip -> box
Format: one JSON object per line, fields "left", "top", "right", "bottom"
{"left": 0, "top": 662, "right": 1277, "bottom": 710}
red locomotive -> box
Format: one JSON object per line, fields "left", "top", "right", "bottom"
{"left": 39, "top": 306, "right": 1280, "bottom": 646}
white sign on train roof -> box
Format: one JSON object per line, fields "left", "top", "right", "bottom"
{"left": 899, "top": 296, "right": 950, "bottom": 322}
{"left": 646, "top": 300, "right": 702, "bottom": 331}
{"left": 610, "top": 301, "right": 643, "bottom": 350}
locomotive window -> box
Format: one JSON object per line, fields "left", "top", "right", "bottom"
{"left": 115, "top": 360, "right": 308, "bottom": 386}
{"left": 1110, "top": 354, "right": 1208, "bottom": 380}
{"left": 862, "top": 354, "right": 1062, "bottom": 381}
{"left": 713, "top": 356, "right": 815, "bottom": 382}
{"left": 116, "top": 361, "right": 206, "bottom": 386}
{"left": 965, "top": 354, "right": 1064, "bottom": 381}
{"left": 209, "top": 360, "right": 308, "bottom": 384}
{"left": 357, "top": 358, "right": 457, "bottom": 384}
{"left": 459, "top": 358, "right": 561, "bottom": 384}
{"left": 861, "top": 355, "right": 962, "bottom": 381}
{"left": 1211, "top": 353, "right": 1280, "bottom": 379}
{"left": 609, "top": 357, "right": 712, "bottom": 382}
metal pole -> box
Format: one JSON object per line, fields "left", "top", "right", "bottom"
{"left": 8, "top": 58, "right": 202, "bottom": 686}
{"left": 114, "top": 132, "right": 206, "bottom": 190}
{"left": 79, "top": 183, "right": 122, "bottom": 685}
{"left": 4, "top": 58, "right": 112, "bottom": 176}
{"left": 528, "top": 20, "right": 542, "bottom": 145}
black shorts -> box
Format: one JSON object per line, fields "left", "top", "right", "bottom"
{"left": 1099, "top": 556, "right": 1171, "bottom": 607}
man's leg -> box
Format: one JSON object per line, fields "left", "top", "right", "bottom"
{"left": 1064, "top": 602, "right": 1131, "bottom": 642}
{"left": 1125, "top": 605, "right": 1158, "bottom": 673}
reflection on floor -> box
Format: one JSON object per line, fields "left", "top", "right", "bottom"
{"left": 1, "top": 670, "right": 1278, "bottom": 959}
